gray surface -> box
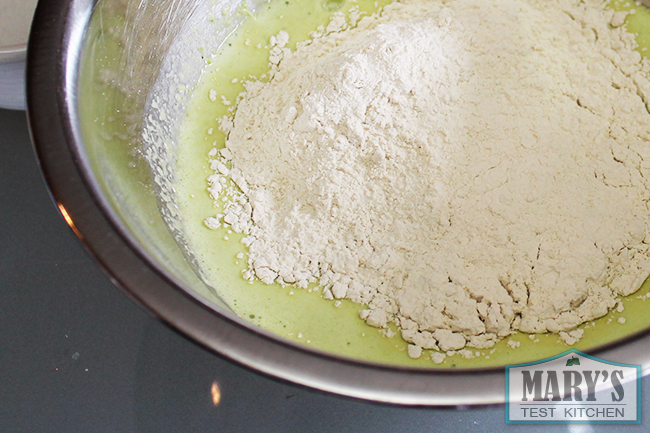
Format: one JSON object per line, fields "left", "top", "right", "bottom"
{"left": 1, "top": 107, "right": 648, "bottom": 431}
{"left": 0, "top": 56, "right": 26, "bottom": 110}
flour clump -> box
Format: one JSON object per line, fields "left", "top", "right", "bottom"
{"left": 207, "top": 0, "right": 650, "bottom": 357}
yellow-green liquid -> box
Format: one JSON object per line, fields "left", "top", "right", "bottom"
{"left": 175, "top": 0, "right": 650, "bottom": 368}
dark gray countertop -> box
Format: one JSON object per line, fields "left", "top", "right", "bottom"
{"left": 1, "top": 107, "right": 648, "bottom": 432}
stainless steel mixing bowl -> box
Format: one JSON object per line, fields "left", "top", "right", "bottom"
{"left": 25, "top": 0, "right": 650, "bottom": 405}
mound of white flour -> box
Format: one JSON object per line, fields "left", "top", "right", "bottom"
{"left": 207, "top": 0, "right": 650, "bottom": 357}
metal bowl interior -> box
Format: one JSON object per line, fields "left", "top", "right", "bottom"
{"left": 26, "top": 0, "right": 650, "bottom": 405}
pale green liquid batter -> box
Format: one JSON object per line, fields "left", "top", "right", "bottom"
{"left": 175, "top": 0, "right": 650, "bottom": 368}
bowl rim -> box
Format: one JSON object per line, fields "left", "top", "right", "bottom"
{"left": 25, "top": 0, "right": 650, "bottom": 406}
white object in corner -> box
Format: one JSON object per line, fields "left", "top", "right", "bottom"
{"left": 0, "top": 0, "right": 39, "bottom": 111}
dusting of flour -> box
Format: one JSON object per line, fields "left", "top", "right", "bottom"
{"left": 206, "top": 0, "right": 650, "bottom": 358}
